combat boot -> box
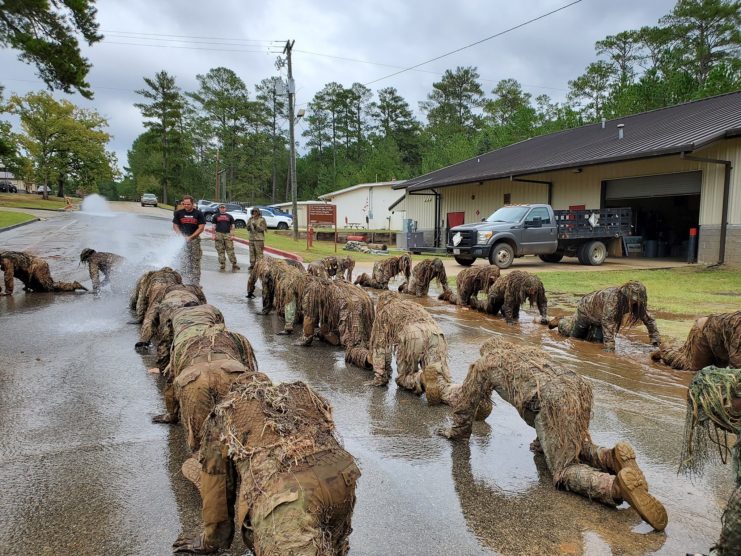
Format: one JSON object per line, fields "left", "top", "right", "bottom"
{"left": 219, "top": 265, "right": 225, "bottom": 271}
{"left": 615, "top": 468, "right": 668, "bottom": 531}
{"left": 421, "top": 365, "right": 443, "bottom": 406}
{"left": 547, "top": 316, "right": 561, "bottom": 329}
{"left": 232, "top": 264, "right": 240, "bottom": 271}
{"left": 612, "top": 441, "right": 645, "bottom": 482}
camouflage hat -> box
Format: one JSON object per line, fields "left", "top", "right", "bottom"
{"left": 620, "top": 280, "right": 647, "bottom": 303}
{"left": 79, "top": 248, "right": 96, "bottom": 262}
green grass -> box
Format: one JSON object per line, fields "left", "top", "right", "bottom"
{"left": 0, "top": 210, "right": 36, "bottom": 229}
{"left": 0, "top": 193, "right": 73, "bottom": 210}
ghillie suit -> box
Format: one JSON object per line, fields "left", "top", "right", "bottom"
{"left": 0, "top": 251, "right": 87, "bottom": 295}
{"left": 439, "top": 265, "right": 500, "bottom": 307}
{"left": 308, "top": 256, "right": 339, "bottom": 279}
{"left": 156, "top": 304, "right": 225, "bottom": 374}
{"left": 550, "top": 281, "right": 660, "bottom": 352}
{"left": 475, "top": 270, "right": 548, "bottom": 324}
{"left": 138, "top": 284, "right": 206, "bottom": 348}
{"left": 156, "top": 314, "right": 257, "bottom": 424}
{"left": 651, "top": 311, "right": 741, "bottom": 372}
{"left": 307, "top": 260, "right": 331, "bottom": 279}
{"left": 679, "top": 366, "right": 741, "bottom": 555}
{"left": 354, "top": 252, "right": 411, "bottom": 290}
{"left": 337, "top": 256, "right": 355, "bottom": 282}
{"left": 398, "top": 257, "right": 452, "bottom": 298}
{"left": 246, "top": 257, "right": 291, "bottom": 314}
{"left": 368, "top": 292, "right": 461, "bottom": 407}
{"left": 79, "top": 248, "right": 125, "bottom": 293}
{"left": 440, "top": 336, "right": 668, "bottom": 531}
{"left": 284, "top": 258, "right": 306, "bottom": 272}
{"left": 173, "top": 376, "right": 361, "bottom": 556}
{"left": 273, "top": 265, "right": 309, "bottom": 334}
{"left": 299, "top": 277, "right": 374, "bottom": 368}
{"left": 130, "top": 267, "right": 182, "bottom": 323}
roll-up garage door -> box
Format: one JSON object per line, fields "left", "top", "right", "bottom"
{"left": 605, "top": 171, "right": 701, "bottom": 200}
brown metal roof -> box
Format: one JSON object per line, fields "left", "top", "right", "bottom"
{"left": 397, "top": 91, "right": 741, "bottom": 192}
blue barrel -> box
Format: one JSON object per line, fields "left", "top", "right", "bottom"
{"left": 644, "top": 240, "right": 658, "bottom": 258}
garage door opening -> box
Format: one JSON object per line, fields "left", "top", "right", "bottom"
{"left": 604, "top": 172, "right": 701, "bottom": 259}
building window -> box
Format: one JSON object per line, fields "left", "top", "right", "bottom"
{"left": 503, "top": 193, "right": 511, "bottom": 205}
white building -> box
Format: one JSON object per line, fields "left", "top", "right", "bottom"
{"left": 318, "top": 180, "right": 405, "bottom": 230}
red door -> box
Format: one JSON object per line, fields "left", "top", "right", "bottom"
{"left": 447, "top": 212, "right": 465, "bottom": 228}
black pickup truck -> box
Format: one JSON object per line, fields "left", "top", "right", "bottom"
{"left": 447, "top": 203, "right": 632, "bottom": 269}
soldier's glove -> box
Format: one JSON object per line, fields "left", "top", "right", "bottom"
{"left": 437, "top": 426, "right": 471, "bottom": 440}
{"left": 651, "top": 340, "right": 660, "bottom": 347}
{"left": 245, "top": 292, "right": 256, "bottom": 299}
{"left": 539, "top": 317, "right": 549, "bottom": 325}
{"left": 134, "top": 341, "right": 151, "bottom": 353}
{"left": 172, "top": 534, "right": 218, "bottom": 554}
{"left": 152, "top": 412, "right": 178, "bottom": 424}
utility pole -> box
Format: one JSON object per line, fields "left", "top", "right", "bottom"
{"left": 284, "top": 39, "right": 299, "bottom": 240}
{"left": 215, "top": 147, "right": 220, "bottom": 201}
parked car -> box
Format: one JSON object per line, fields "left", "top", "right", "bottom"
{"left": 140, "top": 193, "right": 158, "bottom": 207}
{"left": 0, "top": 181, "right": 18, "bottom": 193}
{"left": 230, "top": 206, "right": 293, "bottom": 230}
{"left": 197, "top": 199, "right": 217, "bottom": 210}
{"left": 265, "top": 205, "right": 292, "bottom": 217}
{"left": 36, "top": 185, "right": 52, "bottom": 195}
{"left": 202, "top": 202, "right": 242, "bottom": 222}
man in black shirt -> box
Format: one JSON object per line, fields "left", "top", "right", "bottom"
{"left": 172, "top": 195, "right": 206, "bottom": 285}
{"left": 212, "top": 204, "right": 239, "bottom": 271}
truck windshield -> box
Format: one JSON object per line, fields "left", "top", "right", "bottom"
{"left": 485, "top": 206, "right": 530, "bottom": 223}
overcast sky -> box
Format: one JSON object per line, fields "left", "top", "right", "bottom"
{"left": 1, "top": 0, "right": 678, "bottom": 170}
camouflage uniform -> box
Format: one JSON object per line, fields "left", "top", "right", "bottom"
{"left": 79, "top": 249, "right": 125, "bottom": 293}
{"left": 398, "top": 258, "right": 452, "bottom": 298}
{"left": 0, "top": 251, "right": 86, "bottom": 294}
{"left": 439, "top": 265, "right": 500, "bottom": 307}
{"left": 130, "top": 267, "right": 182, "bottom": 324}
{"left": 274, "top": 265, "right": 309, "bottom": 334}
{"left": 299, "top": 277, "right": 374, "bottom": 368}
{"left": 679, "top": 367, "right": 741, "bottom": 555}
{"left": 247, "top": 257, "right": 292, "bottom": 314}
{"left": 138, "top": 284, "right": 206, "bottom": 348}
{"left": 307, "top": 260, "right": 331, "bottom": 279}
{"left": 354, "top": 253, "right": 411, "bottom": 290}
{"left": 337, "top": 256, "right": 355, "bottom": 282}
{"left": 552, "top": 281, "right": 660, "bottom": 352}
{"left": 173, "top": 377, "right": 360, "bottom": 555}
{"left": 475, "top": 270, "right": 548, "bottom": 324}
{"left": 182, "top": 238, "right": 203, "bottom": 286}
{"left": 651, "top": 311, "right": 741, "bottom": 371}
{"left": 214, "top": 233, "right": 238, "bottom": 270}
{"left": 440, "top": 336, "right": 667, "bottom": 530}
{"left": 247, "top": 214, "right": 267, "bottom": 267}
{"left": 368, "top": 292, "right": 459, "bottom": 406}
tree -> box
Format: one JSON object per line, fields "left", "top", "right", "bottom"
{"left": 568, "top": 61, "right": 614, "bottom": 119}
{"left": 596, "top": 31, "right": 641, "bottom": 85}
{"left": 135, "top": 71, "right": 185, "bottom": 204}
{"left": 256, "top": 77, "right": 287, "bottom": 202}
{"left": 0, "top": 0, "right": 102, "bottom": 98}
{"left": 372, "top": 86, "right": 421, "bottom": 167}
{"left": 420, "top": 66, "right": 484, "bottom": 133}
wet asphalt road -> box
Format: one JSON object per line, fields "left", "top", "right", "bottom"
{"left": 0, "top": 207, "right": 732, "bottom": 555}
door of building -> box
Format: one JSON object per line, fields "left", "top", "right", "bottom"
{"left": 447, "top": 212, "right": 465, "bottom": 228}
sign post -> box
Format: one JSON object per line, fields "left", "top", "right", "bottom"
{"left": 307, "top": 204, "right": 337, "bottom": 252}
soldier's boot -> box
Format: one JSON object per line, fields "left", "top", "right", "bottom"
{"left": 548, "top": 316, "right": 561, "bottom": 329}
{"left": 615, "top": 468, "right": 667, "bottom": 531}
{"left": 421, "top": 365, "right": 443, "bottom": 406}
{"left": 612, "top": 441, "right": 647, "bottom": 483}
{"left": 232, "top": 264, "right": 240, "bottom": 271}
{"left": 219, "top": 265, "right": 225, "bottom": 271}
{"left": 277, "top": 326, "right": 293, "bottom": 336}
{"left": 182, "top": 457, "right": 202, "bottom": 494}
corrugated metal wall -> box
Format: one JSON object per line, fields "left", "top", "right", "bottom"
{"left": 440, "top": 181, "right": 548, "bottom": 223}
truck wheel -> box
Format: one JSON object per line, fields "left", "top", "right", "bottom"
{"left": 234, "top": 220, "right": 246, "bottom": 229}
{"left": 490, "top": 243, "right": 514, "bottom": 269}
{"left": 539, "top": 253, "right": 564, "bottom": 263}
{"left": 454, "top": 256, "right": 476, "bottom": 266}
{"left": 581, "top": 241, "right": 607, "bottom": 265}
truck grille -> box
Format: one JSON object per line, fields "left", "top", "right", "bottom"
{"left": 448, "top": 230, "right": 476, "bottom": 248}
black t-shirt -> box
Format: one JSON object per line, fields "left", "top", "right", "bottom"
{"left": 213, "top": 212, "right": 235, "bottom": 234}
{"left": 173, "top": 208, "right": 205, "bottom": 236}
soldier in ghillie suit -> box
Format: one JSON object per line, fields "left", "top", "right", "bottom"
{"left": 398, "top": 257, "right": 452, "bottom": 298}
{"left": 130, "top": 267, "right": 182, "bottom": 323}
{"left": 368, "top": 292, "right": 466, "bottom": 409}
{"left": 354, "top": 252, "right": 411, "bottom": 290}
{"left": 439, "top": 336, "right": 668, "bottom": 531}
{"left": 172, "top": 375, "right": 361, "bottom": 555}
{"left": 0, "top": 251, "right": 87, "bottom": 295}
{"left": 679, "top": 366, "right": 741, "bottom": 555}
{"left": 308, "top": 256, "right": 339, "bottom": 279}
{"left": 298, "top": 277, "right": 374, "bottom": 368}
{"left": 137, "top": 284, "right": 207, "bottom": 353}
{"left": 549, "top": 280, "right": 661, "bottom": 352}
{"left": 474, "top": 270, "right": 548, "bottom": 325}
{"left": 79, "top": 248, "right": 125, "bottom": 293}
{"left": 246, "top": 257, "right": 291, "bottom": 314}
{"left": 273, "top": 264, "right": 309, "bottom": 335}
{"left": 651, "top": 311, "right": 741, "bottom": 372}
{"left": 337, "top": 255, "right": 355, "bottom": 282}
{"left": 438, "top": 265, "right": 499, "bottom": 307}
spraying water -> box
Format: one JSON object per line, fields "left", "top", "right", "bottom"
{"left": 80, "top": 194, "right": 114, "bottom": 216}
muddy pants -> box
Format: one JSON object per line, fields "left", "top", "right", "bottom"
{"left": 249, "top": 240, "right": 264, "bottom": 267}
{"left": 183, "top": 239, "right": 202, "bottom": 286}
{"left": 534, "top": 412, "right": 618, "bottom": 506}
{"left": 214, "top": 232, "right": 237, "bottom": 268}
{"left": 557, "top": 315, "right": 604, "bottom": 343}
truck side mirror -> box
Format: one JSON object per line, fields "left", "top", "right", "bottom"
{"left": 525, "top": 216, "right": 542, "bottom": 228}
{"left": 481, "top": 218, "right": 486, "bottom": 222}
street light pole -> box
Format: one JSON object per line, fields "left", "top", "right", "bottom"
{"left": 284, "top": 39, "right": 299, "bottom": 240}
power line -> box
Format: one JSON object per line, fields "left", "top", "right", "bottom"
{"left": 102, "top": 40, "right": 283, "bottom": 54}
{"left": 363, "top": 0, "right": 584, "bottom": 86}
{"left": 101, "top": 29, "right": 281, "bottom": 43}
{"left": 103, "top": 33, "right": 282, "bottom": 48}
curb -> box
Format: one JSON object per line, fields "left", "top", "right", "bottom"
{"left": 205, "top": 229, "right": 303, "bottom": 262}
{"left": 0, "top": 217, "right": 40, "bottom": 234}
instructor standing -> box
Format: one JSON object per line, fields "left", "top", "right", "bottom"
{"left": 213, "top": 204, "right": 240, "bottom": 272}
{"left": 246, "top": 207, "right": 267, "bottom": 269}
{"left": 172, "top": 195, "right": 205, "bottom": 285}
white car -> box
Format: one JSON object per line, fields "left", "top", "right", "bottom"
{"left": 228, "top": 207, "right": 292, "bottom": 230}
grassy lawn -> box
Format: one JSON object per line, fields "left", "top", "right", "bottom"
{"left": 0, "top": 193, "right": 72, "bottom": 210}
{"left": 0, "top": 210, "right": 36, "bottom": 229}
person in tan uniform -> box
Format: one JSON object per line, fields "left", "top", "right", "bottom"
{"left": 247, "top": 208, "right": 267, "bottom": 269}
{"left": 79, "top": 248, "right": 125, "bottom": 293}
{"left": 439, "top": 336, "right": 667, "bottom": 531}
{"left": 0, "top": 251, "right": 87, "bottom": 295}
{"left": 398, "top": 257, "right": 452, "bottom": 298}
{"left": 474, "top": 270, "right": 548, "bottom": 324}
{"left": 354, "top": 253, "right": 411, "bottom": 290}
{"left": 438, "top": 265, "right": 499, "bottom": 307}
{"left": 172, "top": 375, "right": 361, "bottom": 555}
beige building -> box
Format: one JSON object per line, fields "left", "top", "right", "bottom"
{"left": 319, "top": 181, "right": 405, "bottom": 230}
{"left": 392, "top": 92, "right": 741, "bottom": 265}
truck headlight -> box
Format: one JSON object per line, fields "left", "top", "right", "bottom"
{"left": 477, "top": 231, "right": 493, "bottom": 244}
